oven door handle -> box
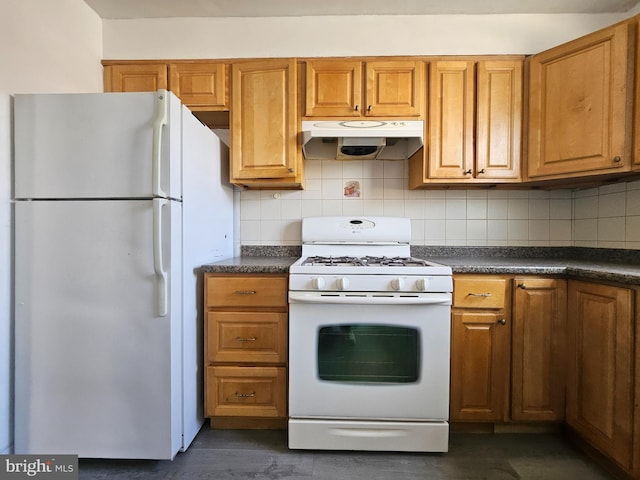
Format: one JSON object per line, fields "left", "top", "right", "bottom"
{"left": 288, "top": 292, "right": 451, "bottom": 305}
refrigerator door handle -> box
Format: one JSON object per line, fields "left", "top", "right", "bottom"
{"left": 152, "top": 90, "right": 169, "bottom": 198}
{"left": 153, "top": 198, "right": 169, "bottom": 317}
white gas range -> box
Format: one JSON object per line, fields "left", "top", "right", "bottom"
{"left": 288, "top": 216, "right": 453, "bottom": 453}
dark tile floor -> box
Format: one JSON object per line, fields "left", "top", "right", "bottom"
{"left": 78, "top": 428, "right": 616, "bottom": 479}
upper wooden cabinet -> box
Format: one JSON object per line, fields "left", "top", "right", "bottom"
{"left": 304, "top": 59, "right": 425, "bottom": 118}
{"left": 168, "top": 63, "right": 228, "bottom": 111}
{"left": 527, "top": 22, "right": 633, "bottom": 181}
{"left": 230, "top": 59, "right": 302, "bottom": 188}
{"left": 104, "top": 63, "right": 168, "bottom": 92}
{"left": 409, "top": 59, "right": 522, "bottom": 187}
{"left": 103, "top": 61, "right": 229, "bottom": 112}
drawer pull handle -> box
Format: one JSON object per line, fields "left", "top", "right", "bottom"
{"left": 497, "top": 318, "right": 506, "bottom": 325}
{"left": 235, "top": 337, "right": 257, "bottom": 342}
{"left": 235, "top": 392, "right": 256, "bottom": 398}
{"left": 234, "top": 290, "right": 257, "bottom": 295}
{"left": 468, "top": 292, "right": 492, "bottom": 297}
{"left": 517, "top": 283, "right": 526, "bottom": 289}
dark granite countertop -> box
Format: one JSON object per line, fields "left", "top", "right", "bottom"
{"left": 427, "top": 256, "right": 640, "bottom": 285}
{"left": 201, "top": 246, "right": 640, "bottom": 286}
{"left": 200, "top": 256, "right": 298, "bottom": 274}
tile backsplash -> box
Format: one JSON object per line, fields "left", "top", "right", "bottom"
{"left": 239, "top": 159, "right": 640, "bottom": 250}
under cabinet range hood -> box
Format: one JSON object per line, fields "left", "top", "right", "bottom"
{"left": 301, "top": 120, "right": 424, "bottom": 160}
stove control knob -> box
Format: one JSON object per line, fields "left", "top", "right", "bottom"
{"left": 391, "top": 277, "right": 405, "bottom": 290}
{"left": 336, "top": 277, "right": 350, "bottom": 290}
{"left": 312, "top": 277, "right": 326, "bottom": 290}
{"left": 416, "top": 278, "right": 430, "bottom": 291}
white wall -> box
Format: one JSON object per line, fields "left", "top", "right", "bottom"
{"left": 102, "top": 13, "right": 628, "bottom": 59}
{"left": 0, "top": 0, "right": 102, "bottom": 455}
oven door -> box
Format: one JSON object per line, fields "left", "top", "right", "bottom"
{"left": 288, "top": 292, "right": 451, "bottom": 421}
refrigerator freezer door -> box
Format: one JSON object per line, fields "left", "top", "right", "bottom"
{"left": 14, "top": 91, "right": 182, "bottom": 200}
{"left": 14, "top": 199, "right": 183, "bottom": 459}
{"left": 179, "top": 106, "right": 234, "bottom": 449}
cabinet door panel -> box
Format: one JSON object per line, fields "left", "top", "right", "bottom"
{"left": 305, "top": 60, "right": 362, "bottom": 117}
{"left": 206, "top": 275, "right": 288, "bottom": 309}
{"left": 365, "top": 60, "right": 424, "bottom": 117}
{"left": 168, "top": 63, "right": 228, "bottom": 110}
{"left": 231, "top": 59, "right": 298, "bottom": 180}
{"left": 428, "top": 61, "right": 475, "bottom": 179}
{"left": 450, "top": 310, "right": 509, "bottom": 421}
{"left": 206, "top": 366, "right": 287, "bottom": 418}
{"left": 566, "top": 281, "right": 634, "bottom": 469}
{"left": 476, "top": 61, "right": 522, "bottom": 180}
{"left": 512, "top": 278, "right": 566, "bottom": 421}
{"left": 104, "top": 64, "right": 168, "bottom": 92}
{"left": 207, "top": 311, "right": 288, "bottom": 364}
{"left": 528, "top": 23, "right": 632, "bottom": 178}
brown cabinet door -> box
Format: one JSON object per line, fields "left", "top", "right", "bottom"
{"left": 168, "top": 63, "right": 228, "bottom": 110}
{"left": 476, "top": 60, "right": 522, "bottom": 181}
{"left": 206, "top": 311, "right": 288, "bottom": 364}
{"left": 206, "top": 275, "right": 288, "bottom": 309}
{"left": 365, "top": 60, "right": 425, "bottom": 117}
{"left": 305, "top": 60, "right": 362, "bottom": 117}
{"left": 566, "top": 280, "right": 634, "bottom": 470}
{"left": 104, "top": 64, "right": 168, "bottom": 92}
{"left": 231, "top": 59, "right": 298, "bottom": 181}
{"left": 428, "top": 61, "right": 475, "bottom": 180}
{"left": 511, "top": 278, "right": 567, "bottom": 421}
{"left": 450, "top": 310, "right": 510, "bottom": 422}
{"left": 528, "top": 23, "right": 632, "bottom": 179}
{"left": 205, "top": 366, "right": 287, "bottom": 418}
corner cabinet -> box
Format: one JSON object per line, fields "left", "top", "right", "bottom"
{"left": 409, "top": 59, "right": 522, "bottom": 188}
{"left": 304, "top": 59, "right": 425, "bottom": 118}
{"left": 230, "top": 59, "right": 303, "bottom": 189}
{"left": 527, "top": 22, "right": 634, "bottom": 182}
{"left": 566, "top": 280, "right": 635, "bottom": 473}
{"left": 204, "top": 273, "right": 288, "bottom": 429}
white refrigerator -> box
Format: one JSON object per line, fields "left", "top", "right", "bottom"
{"left": 12, "top": 91, "right": 234, "bottom": 459}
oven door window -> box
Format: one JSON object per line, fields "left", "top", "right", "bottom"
{"left": 317, "top": 324, "right": 420, "bottom": 383}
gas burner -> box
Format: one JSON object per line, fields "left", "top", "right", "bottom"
{"left": 361, "top": 256, "right": 430, "bottom": 267}
{"left": 302, "top": 256, "right": 367, "bottom": 267}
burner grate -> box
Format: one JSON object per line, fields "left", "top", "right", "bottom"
{"left": 301, "top": 256, "right": 431, "bottom": 268}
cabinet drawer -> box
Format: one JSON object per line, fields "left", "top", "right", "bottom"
{"left": 206, "top": 275, "right": 287, "bottom": 308}
{"left": 453, "top": 277, "right": 507, "bottom": 308}
{"left": 206, "top": 366, "right": 286, "bottom": 418}
{"left": 206, "top": 311, "right": 287, "bottom": 364}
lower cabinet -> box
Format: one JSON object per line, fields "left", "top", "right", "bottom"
{"left": 204, "top": 273, "right": 288, "bottom": 429}
{"left": 566, "top": 280, "right": 635, "bottom": 473}
{"left": 450, "top": 275, "right": 511, "bottom": 422}
{"left": 511, "top": 277, "right": 567, "bottom": 422}
{"left": 450, "top": 274, "right": 638, "bottom": 478}
{"left": 451, "top": 275, "right": 567, "bottom": 423}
